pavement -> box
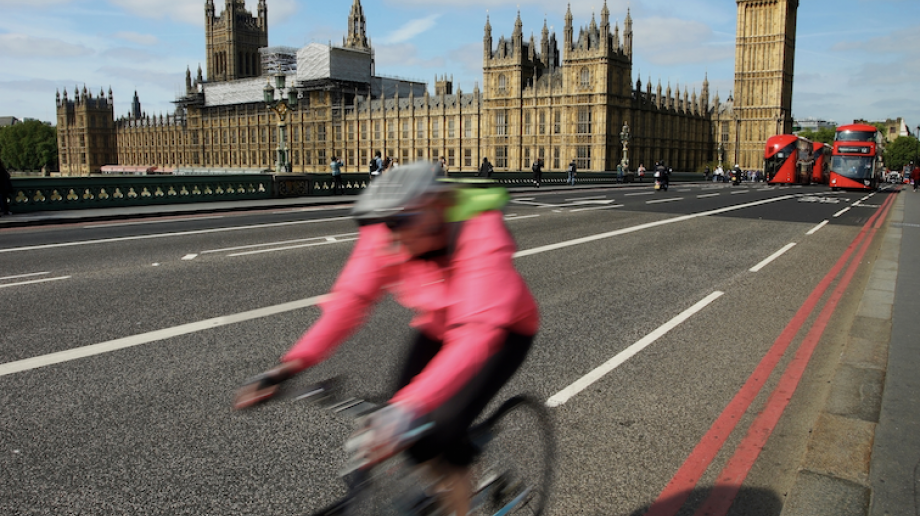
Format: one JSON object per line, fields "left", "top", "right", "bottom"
{"left": 2, "top": 182, "right": 918, "bottom": 515}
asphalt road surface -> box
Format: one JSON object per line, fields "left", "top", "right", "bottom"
{"left": 0, "top": 182, "right": 897, "bottom": 515}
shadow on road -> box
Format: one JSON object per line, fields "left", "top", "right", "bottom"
{"left": 625, "top": 486, "right": 783, "bottom": 516}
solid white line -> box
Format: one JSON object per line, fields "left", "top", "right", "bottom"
{"left": 646, "top": 198, "right": 683, "bottom": 204}
{"left": 0, "top": 276, "right": 72, "bottom": 289}
{"left": 569, "top": 205, "right": 625, "bottom": 213}
{"left": 626, "top": 192, "right": 656, "bottom": 197}
{"left": 0, "top": 217, "right": 353, "bottom": 254}
{"left": 504, "top": 214, "right": 541, "bottom": 221}
{"left": 750, "top": 243, "right": 797, "bottom": 272}
{"left": 546, "top": 291, "right": 725, "bottom": 407}
{"left": 514, "top": 195, "right": 796, "bottom": 259}
{"left": 697, "top": 193, "right": 721, "bottom": 199}
{"left": 806, "top": 220, "right": 829, "bottom": 235}
{"left": 730, "top": 190, "right": 750, "bottom": 195}
{"left": 834, "top": 207, "right": 851, "bottom": 218}
{"left": 551, "top": 200, "right": 615, "bottom": 208}
{"left": 201, "top": 232, "right": 360, "bottom": 254}
{"left": 565, "top": 196, "right": 608, "bottom": 202}
{"left": 83, "top": 216, "right": 226, "bottom": 229}
{"left": 228, "top": 238, "right": 359, "bottom": 257}
{"left": 0, "top": 295, "right": 328, "bottom": 377}
{"left": 0, "top": 272, "right": 50, "bottom": 281}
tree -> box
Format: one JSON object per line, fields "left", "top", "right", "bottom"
{"left": 798, "top": 126, "right": 836, "bottom": 145}
{"left": 0, "top": 120, "right": 58, "bottom": 172}
{"left": 883, "top": 136, "right": 920, "bottom": 171}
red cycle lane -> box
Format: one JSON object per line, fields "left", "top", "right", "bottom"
{"left": 646, "top": 189, "right": 899, "bottom": 516}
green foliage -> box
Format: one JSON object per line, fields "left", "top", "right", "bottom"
{"left": 884, "top": 136, "right": 920, "bottom": 171}
{"left": 0, "top": 120, "right": 58, "bottom": 172}
{"left": 797, "top": 127, "right": 836, "bottom": 145}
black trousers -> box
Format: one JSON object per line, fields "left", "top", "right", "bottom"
{"left": 396, "top": 331, "right": 533, "bottom": 466}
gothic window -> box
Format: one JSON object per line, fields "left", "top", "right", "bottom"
{"left": 577, "top": 146, "right": 591, "bottom": 170}
{"left": 448, "top": 149, "right": 455, "bottom": 167}
{"left": 417, "top": 120, "right": 426, "bottom": 139}
{"left": 577, "top": 107, "right": 592, "bottom": 134}
{"left": 496, "top": 146, "right": 508, "bottom": 168}
{"left": 432, "top": 120, "right": 440, "bottom": 139}
{"left": 463, "top": 116, "right": 472, "bottom": 138}
{"left": 317, "top": 125, "right": 326, "bottom": 142}
{"left": 448, "top": 119, "right": 456, "bottom": 138}
{"left": 374, "top": 121, "right": 381, "bottom": 140}
{"left": 387, "top": 121, "right": 395, "bottom": 140}
{"left": 464, "top": 149, "right": 472, "bottom": 167}
{"left": 524, "top": 112, "right": 532, "bottom": 135}
{"left": 498, "top": 75, "right": 507, "bottom": 93}
{"left": 495, "top": 110, "right": 509, "bottom": 136}
{"left": 554, "top": 112, "right": 562, "bottom": 134}
{"left": 539, "top": 112, "right": 546, "bottom": 135}
{"left": 402, "top": 121, "right": 410, "bottom": 139}
{"left": 580, "top": 68, "right": 591, "bottom": 89}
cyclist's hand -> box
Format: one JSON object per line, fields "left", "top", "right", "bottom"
{"left": 352, "top": 402, "right": 419, "bottom": 466}
{"left": 233, "top": 360, "right": 301, "bottom": 410}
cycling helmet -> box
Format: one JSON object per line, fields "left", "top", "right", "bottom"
{"left": 352, "top": 161, "right": 451, "bottom": 222}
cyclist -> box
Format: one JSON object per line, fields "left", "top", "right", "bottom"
{"left": 234, "top": 161, "right": 539, "bottom": 515}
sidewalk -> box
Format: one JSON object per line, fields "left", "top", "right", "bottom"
{"left": 782, "top": 188, "right": 919, "bottom": 516}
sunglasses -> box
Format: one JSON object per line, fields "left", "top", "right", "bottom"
{"left": 382, "top": 212, "right": 422, "bottom": 231}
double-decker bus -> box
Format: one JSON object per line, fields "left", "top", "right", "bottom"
{"left": 830, "top": 124, "right": 883, "bottom": 190}
{"left": 764, "top": 135, "right": 815, "bottom": 184}
{"left": 812, "top": 142, "right": 832, "bottom": 185}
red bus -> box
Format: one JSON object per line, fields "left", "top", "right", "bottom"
{"left": 812, "top": 142, "right": 831, "bottom": 185}
{"left": 830, "top": 124, "right": 883, "bottom": 190}
{"left": 765, "top": 135, "right": 815, "bottom": 184}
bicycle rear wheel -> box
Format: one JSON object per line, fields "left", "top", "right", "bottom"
{"left": 469, "top": 396, "right": 554, "bottom": 516}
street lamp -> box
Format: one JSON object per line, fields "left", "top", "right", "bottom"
{"left": 264, "top": 74, "right": 298, "bottom": 173}
{"left": 619, "top": 121, "right": 631, "bottom": 170}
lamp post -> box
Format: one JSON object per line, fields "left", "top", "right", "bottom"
{"left": 264, "top": 74, "right": 298, "bottom": 173}
{"left": 718, "top": 141, "right": 724, "bottom": 168}
{"left": 619, "top": 121, "right": 631, "bottom": 170}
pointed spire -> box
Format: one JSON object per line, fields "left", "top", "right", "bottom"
{"left": 344, "top": 0, "right": 369, "bottom": 50}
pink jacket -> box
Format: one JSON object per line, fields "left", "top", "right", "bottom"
{"left": 283, "top": 211, "right": 539, "bottom": 415}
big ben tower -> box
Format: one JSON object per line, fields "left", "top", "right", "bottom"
{"left": 732, "top": 0, "right": 798, "bottom": 168}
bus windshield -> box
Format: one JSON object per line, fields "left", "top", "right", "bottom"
{"left": 832, "top": 156, "right": 874, "bottom": 179}
{"left": 836, "top": 131, "right": 876, "bottom": 143}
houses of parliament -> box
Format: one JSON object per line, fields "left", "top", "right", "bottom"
{"left": 55, "top": 0, "right": 798, "bottom": 176}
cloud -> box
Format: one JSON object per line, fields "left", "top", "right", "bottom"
{"left": 379, "top": 14, "right": 441, "bottom": 45}
{"left": 113, "top": 31, "right": 158, "bottom": 46}
{"left": 106, "top": 0, "right": 297, "bottom": 26}
{"left": 633, "top": 17, "right": 732, "bottom": 66}
{"left": 101, "top": 47, "right": 160, "bottom": 63}
{"left": 0, "top": 33, "right": 93, "bottom": 58}
{"left": 0, "top": 0, "right": 69, "bottom": 5}
{"left": 375, "top": 43, "right": 446, "bottom": 79}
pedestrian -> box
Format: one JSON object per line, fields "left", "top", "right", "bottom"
{"left": 567, "top": 159, "right": 577, "bottom": 185}
{"left": 479, "top": 157, "right": 493, "bottom": 178}
{"left": 330, "top": 156, "right": 344, "bottom": 195}
{"left": 531, "top": 157, "right": 543, "bottom": 188}
{"left": 616, "top": 163, "right": 624, "bottom": 184}
{"left": 0, "top": 155, "right": 12, "bottom": 216}
{"left": 439, "top": 156, "right": 448, "bottom": 176}
{"left": 370, "top": 151, "right": 383, "bottom": 181}
{"left": 912, "top": 165, "right": 919, "bottom": 192}
{"left": 704, "top": 166, "right": 711, "bottom": 182}
{"left": 715, "top": 165, "right": 724, "bottom": 182}
{"left": 638, "top": 163, "right": 646, "bottom": 183}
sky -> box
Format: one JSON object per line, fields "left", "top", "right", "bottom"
{"left": 0, "top": 0, "right": 918, "bottom": 132}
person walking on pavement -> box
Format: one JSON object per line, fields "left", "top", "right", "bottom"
{"left": 370, "top": 151, "right": 384, "bottom": 181}
{"left": 912, "top": 164, "right": 919, "bottom": 192}
{"left": 478, "top": 157, "right": 494, "bottom": 178}
{"left": 0, "top": 155, "right": 12, "bottom": 216}
{"left": 330, "top": 156, "right": 344, "bottom": 195}
{"left": 567, "top": 159, "right": 577, "bottom": 186}
{"left": 638, "top": 163, "right": 646, "bottom": 183}
{"left": 704, "top": 166, "right": 711, "bottom": 182}
{"left": 531, "top": 158, "right": 544, "bottom": 188}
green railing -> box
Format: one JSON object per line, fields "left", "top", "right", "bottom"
{"left": 6, "top": 171, "right": 704, "bottom": 212}
{"left": 8, "top": 175, "right": 273, "bottom": 213}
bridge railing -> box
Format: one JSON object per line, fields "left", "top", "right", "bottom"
{"left": 6, "top": 171, "right": 702, "bottom": 212}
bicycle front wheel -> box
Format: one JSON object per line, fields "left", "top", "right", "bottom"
{"left": 470, "top": 396, "right": 554, "bottom": 516}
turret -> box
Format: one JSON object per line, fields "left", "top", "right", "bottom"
{"left": 564, "top": 4, "right": 573, "bottom": 55}
{"left": 258, "top": 0, "right": 267, "bottom": 29}
{"left": 624, "top": 8, "right": 633, "bottom": 58}
{"left": 484, "top": 15, "right": 492, "bottom": 62}
{"left": 513, "top": 11, "right": 523, "bottom": 55}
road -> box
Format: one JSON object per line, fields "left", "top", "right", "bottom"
{"left": 0, "top": 182, "right": 897, "bottom": 515}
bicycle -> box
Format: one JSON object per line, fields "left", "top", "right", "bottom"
{"left": 290, "top": 378, "right": 555, "bottom": 516}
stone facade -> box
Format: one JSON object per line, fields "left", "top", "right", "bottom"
{"left": 715, "top": 0, "right": 799, "bottom": 169}
{"left": 55, "top": 0, "right": 797, "bottom": 176}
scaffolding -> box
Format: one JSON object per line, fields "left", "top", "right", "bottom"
{"left": 260, "top": 46, "right": 299, "bottom": 76}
